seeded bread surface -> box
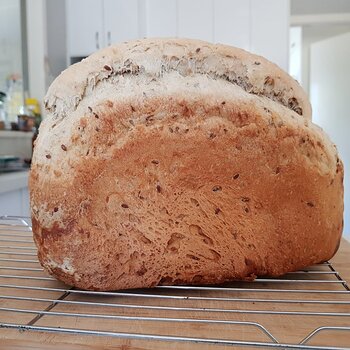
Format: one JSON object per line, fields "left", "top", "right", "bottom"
{"left": 30, "top": 38, "right": 343, "bottom": 291}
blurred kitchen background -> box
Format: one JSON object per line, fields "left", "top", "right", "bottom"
{"left": 0, "top": 0, "right": 349, "bottom": 238}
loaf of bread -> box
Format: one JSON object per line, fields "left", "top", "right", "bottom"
{"left": 30, "top": 38, "right": 343, "bottom": 291}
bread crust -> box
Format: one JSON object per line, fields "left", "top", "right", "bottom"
{"left": 30, "top": 38, "right": 343, "bottom": 291}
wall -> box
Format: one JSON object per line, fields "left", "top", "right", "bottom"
{"left": 0, "top": 0, "right": 22, "bottom": 92}
{"left": 289, "top": 26, "right": 302, "bottom": 83}
{"left": 310, "top": 31, "right": 350, "bottom": 238}
{"left": 300, "top": 24, "right": 350, "bottom": 94}
{"left": 290, "top": 0, "right": 350, "bottom": 94}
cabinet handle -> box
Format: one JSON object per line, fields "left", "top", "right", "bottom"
{"left": 107, "top": 31, "right": 111, "bottom": 46}
{"left": 95, "top": 32, "right": 100, "bottom": 49}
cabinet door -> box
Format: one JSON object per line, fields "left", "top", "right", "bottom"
{"left": 177, "top": 0, "right": 213, "bottom": 42}
{"left": 144, "top": 0, "right": 176, "bottom": 37}
{"left": 66, "top": 0, "right": 104, "bottom": 57}
{"left": 103, "top": 0, "right": 139, "bottom": 47}
{"left": 250, "top": 0, "right": 289, "bottom": 70}
{"left": 214, "top": 0, "right": 250, "bottom": 50}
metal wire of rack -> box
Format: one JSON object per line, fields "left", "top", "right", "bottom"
{"left": 0, "top": 215, "right": 349, "bottom": 349}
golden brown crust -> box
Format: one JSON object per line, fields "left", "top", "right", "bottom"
{"left": 30, "top": 39, "right": 343, "bottom": 291}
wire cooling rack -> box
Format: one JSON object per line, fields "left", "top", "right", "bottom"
{"left": 0, "top": 216, "right": 349, "bottom": 349}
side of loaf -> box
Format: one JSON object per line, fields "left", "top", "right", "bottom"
{"left": 30, "top": 38, "right": 343, "bottom": 291}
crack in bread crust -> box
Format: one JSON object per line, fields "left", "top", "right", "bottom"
{"left": 44, "top": 38, "right": 311, "bottom": 119}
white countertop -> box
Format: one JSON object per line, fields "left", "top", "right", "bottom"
{"left": 0, "top": 170, "right": 29, "bottom": 194}
{"left": 0, "top": 130, "right": 34, "bottom": 139}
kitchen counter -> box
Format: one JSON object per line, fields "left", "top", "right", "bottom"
{"left": 0, "top": 171, "right": 29, "bottom": 216}
{"left": 0, "top": 130, "right": 34, "bottom": 138}
{"left": 0, "top": 170, "right": 29, "bottom": 194}
{"left": 0, "top": 130, "right": 33, "bottom": 160}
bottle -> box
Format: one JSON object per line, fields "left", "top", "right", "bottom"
{"left": 25, "top": 98, "right": 42, "bottom": 130}
{"left": 0, "top": 92, "right": 6, "bottom": 129}
{"left": 25, "top": 98, "right": 42, "bottom": 162}
{"left": 4, "top": 74, "right": 24, "bottom": 128}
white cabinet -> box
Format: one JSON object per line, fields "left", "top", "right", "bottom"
{"left": 66, "top": 0, "right": 140, "bottom": 58}
{"left": 66, "top": 0, "right": 104, "bottom": 57}
{"left": 250, "top": 0, "right": 289, "bottom": 71}
{"left": 213, "top": 0, "right": 250, "bottom": 51}
{"left": 66, "top": 0, "right": 289, "bottom": 70}
{"left": 144, "top": 0, "right": 176, "bottom": 37}
{"left": 143, "top": 0, "right": 289, "bottom": 70}
{"left": 177, "top": 0, "right": 213, "bottom": 42}
{"left": 104, "top": 0, "right": 140, "bottom": 46}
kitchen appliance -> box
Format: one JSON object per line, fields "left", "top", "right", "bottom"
{"left": 0, "top": 216, "right": 349, "bottom": 349}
